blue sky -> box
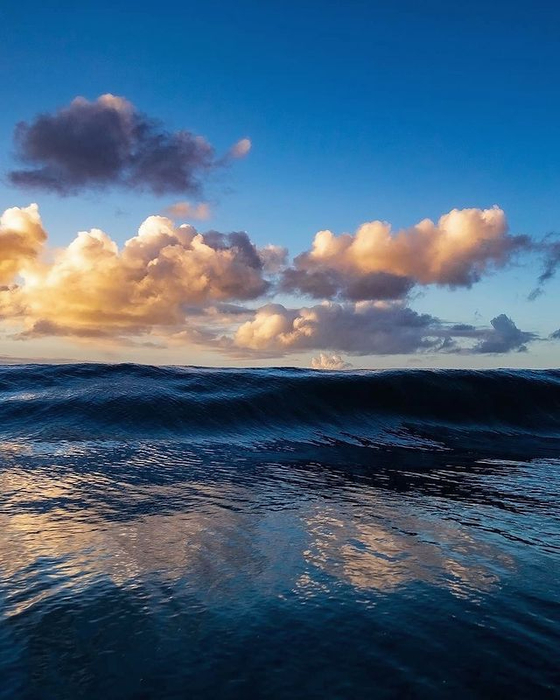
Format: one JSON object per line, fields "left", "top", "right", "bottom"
{"left": 0, "top": 0, "right": 559, "bottom": 366}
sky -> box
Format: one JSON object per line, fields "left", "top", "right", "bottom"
{"left": 0, "top": 0, "right": 559, "bottom": 368}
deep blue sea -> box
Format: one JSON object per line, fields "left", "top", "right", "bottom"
{"left": 0, "top": 364, "right": 559, "bottom": 699}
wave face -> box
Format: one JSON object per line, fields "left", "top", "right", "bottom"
{"left": 1, "top": 364, "right": 559, "bottom": 699}
{"left": 0, "top": 364, "right": 559, "bottom": 453}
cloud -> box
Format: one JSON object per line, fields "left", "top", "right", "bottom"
{"left": 230, "top": 301, "right": 449, "bottom": 356}
{"left": 283, "top": 207, "right": 529, "bottom": 300}
{"left": 0, "top": 203, "right": 541, "bottom": 360}
{"left": 0, "top": 353, "right": 76, "bottom": 365}
{"left": 227, "top": 138, "right": 252, "bottom": 159}
{"left": 225, "top": 303, "right": 538, "bottom": 358}
{"left": 164, "top": 201, "right": 211, "bottom": 220}
{"left": 528, "top": 235, "right": 560, "bottom": 300}
{"left": 0, "top": 204, "right": 46, "bottom": 284}
{"left": 8, "top": 94, "right": 248, "bottom": 196}
{"left": 471, "top": 314, "right": 536, "bottom": 354}
{"left": 551, "top": 329, "right": 560, "bottom": 340}
{"left": 0, "top": 206, "right": 276, "bottom": 339}
{"left": 311, "top": 353, "right": 352, "bottom": 370}
{"left": 281, "top": 267, "right": 414, "bottom": 300}
{"left": 258, "top": 244, "right": 289, "bottom": 274}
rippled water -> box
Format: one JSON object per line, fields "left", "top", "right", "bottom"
{"left": 0, "top": 365, "right": 559, "bottom": 699}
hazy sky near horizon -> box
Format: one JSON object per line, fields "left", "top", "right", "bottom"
{"left": 1, "top": 0, "right": 559, "bottom": 368}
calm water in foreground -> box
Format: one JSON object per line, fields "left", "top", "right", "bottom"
{"left": 0, "top": 365, "right": 559, "bottom": 699}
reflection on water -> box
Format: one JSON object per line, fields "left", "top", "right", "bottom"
{"left": 0, "top": 438, "right": 559, "bottom": 699}
{"left": 301, "top": 507, "right": 513, "bottom": 598}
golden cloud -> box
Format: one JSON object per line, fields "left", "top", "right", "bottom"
{"left": 283, "top": 206, "right": 529, "bottom": 299}
{"left": 0, "top": 205, "right": 275, "bottom": 339}
{"left": 0, "top": 204, "right": 46, "bottom": 285}
{"left": 0, "top": 204, "right": 538, "bottom": 357}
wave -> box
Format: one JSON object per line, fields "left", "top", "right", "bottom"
{"left": 0, "top": 364, "right": 559, "bottom": 455}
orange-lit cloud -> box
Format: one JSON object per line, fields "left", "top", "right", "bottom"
{"left": 0, "top": 204, "right": 46, "bottom": 284}
{"left": 283, "top": 206, "right": 529, "bottom": 299}
{"left": 311, "top": 353, "right": 352, "bottom": 370}
{"left": 164, "top": 201, "right": 212, "bottom": 220}
{"left": 0, "top": 205, "right": 276, "bottom": 340}
{"left": 0, "top": 204, "right": 539, "bottom": 357}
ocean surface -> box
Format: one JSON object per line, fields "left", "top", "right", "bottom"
{"left": 0, "top": 364, "right": 559, "bottom": 699}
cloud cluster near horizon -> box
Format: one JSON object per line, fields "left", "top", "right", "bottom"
{"left": 0, "top": 203, "right": 546, "bottom": 360}
{"left": 8, "top": 95, "right": 250, "bottom": 196}
{"left": 311, "top": 353, "right": 352, "bottom": 370}
{"left": 223, "top": 302, "right": 534, "bottom": 357}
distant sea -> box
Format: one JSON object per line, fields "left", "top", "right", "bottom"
{"left": 0, "top": 364, "right": 559, "bottom": 699}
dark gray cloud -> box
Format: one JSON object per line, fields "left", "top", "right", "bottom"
{"left": 203, "top": 231, "right": 264, "bottom": 271}
{"left": 281, "top": 267, "right": 414, "bottom": 301}
{"left": 551, "top": 329, "right": 560, "bottom": 340}
{"left": 451, "top": 323, "right": 476, "bottom": 332}
{"left": 528, "top": 235, "right": 560, "bottom": 300}
{"left": 472, "top": 314, "right": 536, "bottom": 353}
{"left": 8, "top": 94, "right": 247, "bottom": 196}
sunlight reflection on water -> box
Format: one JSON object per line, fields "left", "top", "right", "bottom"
{"left": 0, "top": 406, "right": 559, "bottom": 698}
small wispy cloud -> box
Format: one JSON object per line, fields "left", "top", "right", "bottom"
{"left": 164, "top": 201, "right": 212, "bottom": 220}
{"left": 528, "top": 234, "right": 560, "bottom": 300}
{"left": 227, "top": 138, "right": 252, "bottom": 159}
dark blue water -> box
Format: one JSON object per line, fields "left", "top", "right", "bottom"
{"left": 0, "top": 365, "right": 559, "bottom": 699}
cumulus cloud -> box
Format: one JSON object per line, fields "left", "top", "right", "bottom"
{"left": 311, "top": 353, "right": 352, "bottom": 370}
{"left": 225, "top": 303, "right": 538, "bottom": 358}
{"left": 0, "top": 204, "right": 46, "bottom": 284}
{"left": 230, "top": 301, "right": 449, "bottom": 356}
{"left": 0, "top": 206, "right": 276, "bottom": 339}
{"left": 0, "top": 203, "right": 541, "bottom": 360}
{"left": 283, "top": 207, "right": 528, "bottom": 300}
{"left": 164, "top": 201, "right": 211, "bottom": 220}
{"left": 8, "top": 94, "right": 248, "bottom": 196}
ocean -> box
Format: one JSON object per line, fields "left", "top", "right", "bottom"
{"left": 0, "top": 364, "right": 559, "bottom": 699}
